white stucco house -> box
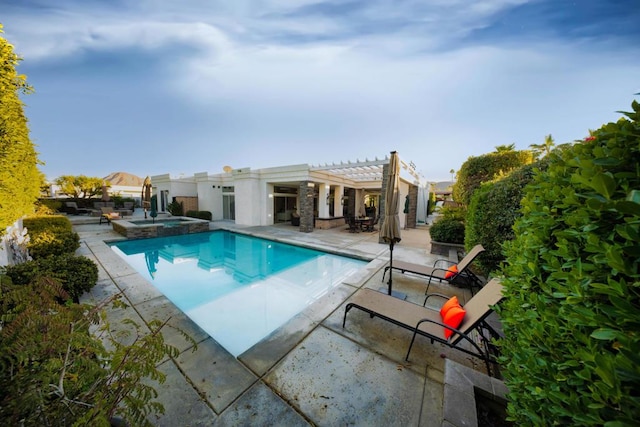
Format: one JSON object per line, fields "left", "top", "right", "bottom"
{"left": 151, "top": 154, "right": 430, "bottom": 231}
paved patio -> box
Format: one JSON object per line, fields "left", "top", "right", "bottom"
{"left": 72, "top": 211, "right": 491, "bottom": 426}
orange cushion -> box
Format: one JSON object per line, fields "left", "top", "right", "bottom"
{"left": 442, "top": 305, "right": 466, "bottom": 339}
{"left": 439, "top": 295, "right": 460, "bottom": 318}
{"left": 444, "top": 264, "right": 458, "bottom": 279}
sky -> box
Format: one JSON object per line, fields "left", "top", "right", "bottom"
{"left": 2, "top": 0, "right": 639, "bottom": 183}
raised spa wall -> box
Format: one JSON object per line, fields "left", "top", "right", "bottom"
{"left": 111, "top": 217, "right": 210, "bottom": 239}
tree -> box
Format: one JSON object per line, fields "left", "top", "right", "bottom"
{"left": 55, "top": 175, "right": 106, "bottom": 199}
{"left": 452, "top": 149, "right": 533, "bottom": 207}
{"left": 494, "top": 143, "right": 516, "bottom": 152}
{"left": 529, "top": 134, "right": 555, "bottom": 159}
{"left": 0, "top": 25, "right": 43, "bottom": 236}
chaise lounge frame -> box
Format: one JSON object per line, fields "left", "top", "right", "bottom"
{"left": 381, "top": 244, "right": 485, "bottom": 295}
{"left": 343, "top": 278, "right": 504, "bottom": 376}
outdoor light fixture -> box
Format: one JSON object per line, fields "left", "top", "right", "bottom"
{"left": 326, "top": 194, "right": 330, "bottom": 205}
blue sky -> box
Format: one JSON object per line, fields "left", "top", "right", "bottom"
{"left": 3, "top": 0, "right": 639, "bottom": 182}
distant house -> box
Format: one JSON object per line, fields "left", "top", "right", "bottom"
{"left": 47, "top": 172, "right": 145, "bottom": 204}
{"left": 151, "top": 155, "right": 431, "bottom": 230}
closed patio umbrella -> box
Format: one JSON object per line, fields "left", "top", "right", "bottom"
{"left": 141, "top": 176, "right": 152, "bottom": 219}
{"left": 380, "top": 151, "right": 402, "bottom": 296}
{"left": 101, "top": 182, "right": 110, "bottom": 202}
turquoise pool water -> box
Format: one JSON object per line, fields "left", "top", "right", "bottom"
{"left": 110, "top": 231, "right": 366, "bottom": 356}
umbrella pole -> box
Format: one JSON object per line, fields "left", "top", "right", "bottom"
{"left": 388, "top": 241, "right": 394, "bottom": 295}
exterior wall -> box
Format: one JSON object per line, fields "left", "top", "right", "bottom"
{"left": 153, "top": 155, "right": 427, "bottom": 230}
{"left": 233, "top": 168, "right": 262, "bottom": 226}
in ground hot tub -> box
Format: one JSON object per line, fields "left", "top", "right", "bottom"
{"left": 111, "top": 217, "right": 210, "bottom": 239}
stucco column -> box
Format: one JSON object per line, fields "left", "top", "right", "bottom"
{"left": 318, "top": 184, "right": 330, "bottom": 218}
{"left": 334, "top": 185, "right": 344, "bottom": 217}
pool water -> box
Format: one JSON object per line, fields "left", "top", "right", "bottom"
{"left": 110, "top": 231, "right": 366, "bottom": 356}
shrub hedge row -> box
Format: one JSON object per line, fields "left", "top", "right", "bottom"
{"left": 23, "top": 215, "right": 79, "bottom": 259}
{"left": 498, "top": 101, "right": 640, "bottom": 425}
{"left": 3, "top": 253, "right": 98, "bottom": 303}
{"left": 465, "top": 159, "right": 549, "bottom": 275}
{"left": 452, "top": 149, "right": 533, "bottom": 206}
{"left": 186, "top": 210, "right": 212, "bottom": 221}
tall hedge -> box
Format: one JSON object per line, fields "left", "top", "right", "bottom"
{"left": 498, "top": 101, "right": 640, "bottom": 425}
{"left": 465, "top": 159, "right": 549, "bottom": 275}
{"left": 452, "top": 149, "right": 533, "bottom": 206}
{"left": 0, "top": 27, "right": 42, "bottom": 235}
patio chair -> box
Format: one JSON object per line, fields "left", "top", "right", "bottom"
{"left": 342, "top": 278, "right": 504, "bottom": 376}
{"left": 381, "top": 244, "right": 485, "bottom": 295}
{"left": 362, "top": 215, "right": 378, "bottom": 232}
{"left": 99, "top": 207, "right": 121, "bottom": 224}
{"left": 346, "top": 216, "right": 359, "bottom": 233}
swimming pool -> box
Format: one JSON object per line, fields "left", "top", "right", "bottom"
{"left": 110, "top": 231, "right": 366, "bottom": 356}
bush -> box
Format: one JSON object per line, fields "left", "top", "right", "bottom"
{"left": 426, "top": 192, "right": 436, "bottom": 216}
{"left": 3, "top": 254, "right": 98, "bottom": 302}
{"left": 36, "top": 199, "right": 62, "bottom": 215}
{"left": 186, "top": 210, "right": 212, "bottom": 221}
{"left": 0, "top": 277, "right": 192, "bottom": 425}
{"left": 452, "top": 149, "right": 533, "bottom": 206}
{"left": 429, "top": 217, "right": 465, "bottom": 244}
{"left": 23, "top": 215, "right": 79, "bottom": 258}
{"left": 167, "top": 200, "right": 183, "bottom": 216}
{"left": 465, "top": 159, "right": 549, "bottom": 275}
{"left": 498, "top": 101, "right": 640, "bottom": 425}
{"left": 23, "top": 215, "right": 72, "bottom": 233}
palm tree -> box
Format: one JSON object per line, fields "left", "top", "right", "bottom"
{"left": 529, "top": 134, "right": 555, "bottom": 158}
{"left": 449, "top": 169, "right": 455, "bottom": 181}
{"left": 495, "top": 143, "right": 516, "bottom": 152}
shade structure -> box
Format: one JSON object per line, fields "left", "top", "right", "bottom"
{"left": 380, "top": 151, "right": 402, "bottom": 296}
{"left": 141, "top": 176, "right": 152, "bottom": 219}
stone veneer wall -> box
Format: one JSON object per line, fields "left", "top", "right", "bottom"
{"left": 111, "top": 218, "right": 210, "bottom": 239}
{"left": 405, "top": 185, "right": 418, "bottom": 229}
{"left": 299, "top": 181, "right": 315, "bottom": 233}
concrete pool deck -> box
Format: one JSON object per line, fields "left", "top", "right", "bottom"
{"left": 72, "top": 212, "right": 495, "bottom": 426}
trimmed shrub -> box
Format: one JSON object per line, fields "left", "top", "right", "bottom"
{"left": 465, "top": 159, "right": 550, "bottom": 275}
{"left": 453, "top": 149, "right": 533, "bottom": 206}
{"left": 23, "top": 215, "right": 72, "bottom": 234}
{"left": 498, "top": 101, "right": 640, "bottom": 425}
{"left": 3, "top": 253, "right": 98, "bottom": 302}
{"left": 429, "top": 217, "right": 465, "bottom": 244}
{"left": 186, "top": 210, "right": 212, "bottom": 221}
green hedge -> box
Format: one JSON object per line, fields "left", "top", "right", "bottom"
{"left": 452, "top": 149, "right": 533, "bottom": 206}
{"left": 429, "top": 217, "right": 465, "bottom": 244}
{"left": 23, "top": 216, "right": 79, "bottom": 259}
{"left": 498, "top": 101, "right": 640, "bottom": 425}
{"left": 465, "top": 159, "right": 549, "bottom": 275}
{"left": 186, "top": 210, "right": 212, "bottom": 221}
{"left": 3, "top": 253, "right": 98, "bottom": 302}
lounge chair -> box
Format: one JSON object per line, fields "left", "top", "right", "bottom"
{"left": 99, "top": 207, "right": 121, "bottom": 224}
{"left": 342, "top": 278, "right": 504, "bottom": 376}
{"left": 62, "top": 201, "right": 89, "bottom": 215}
{"left": 381, "top": 244, "right": 485, "bottom": 295}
